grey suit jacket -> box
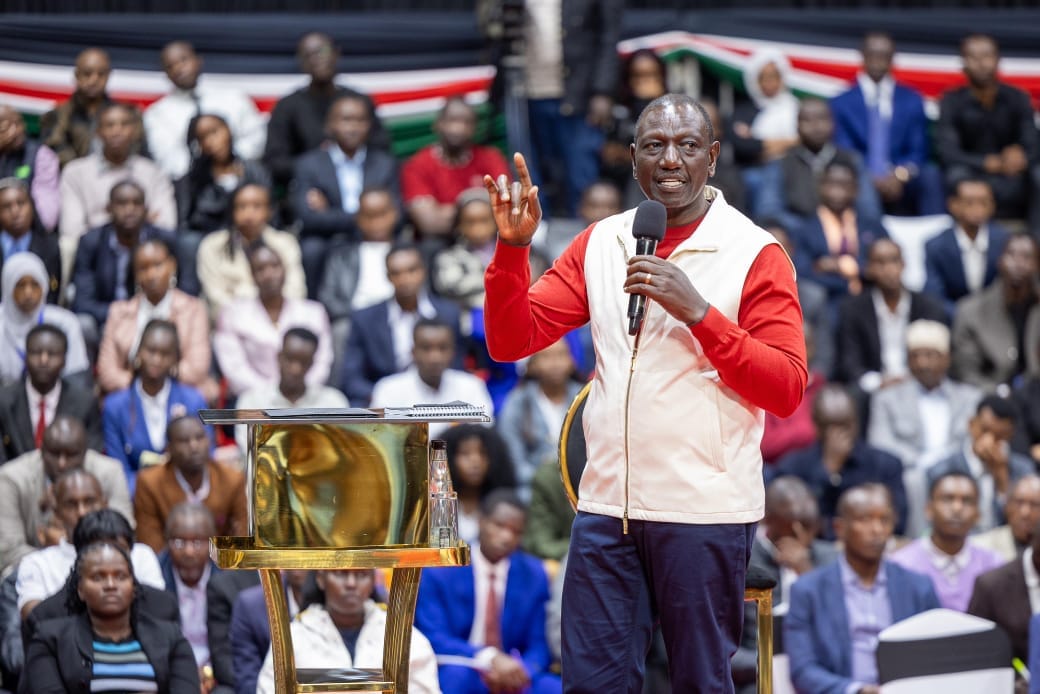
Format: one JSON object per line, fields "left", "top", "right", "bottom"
{"left": 0, "top": 378, "right": 103, "bottom": 464}
{"left": 868, "top": 378, "right": 982, "bottom": 467}
{"left": 0, "top": 449, "right": 132, "bottom": 573}
{"left": 951, "top": 280, "right": 1040, "bottom": 392}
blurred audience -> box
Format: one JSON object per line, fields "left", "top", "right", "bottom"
{"left": 774, "top": 384, "right": 907, "bottom": 538}
{"left": 71, "top": 180, "right": 181, "bottom": 331}
{"left": 145, "top": 41, "right": 265, "bottom": 182}
{"left": 891, "top": 471, "right": 1004, "bottom": 611}
{"left": 0, "top": 417, "right": 127, "bottom": 574}
{"left": 401, "top": 97, "right": 509, "bottom": 240}
{"left": 96, "top": 238, "right": 213, "bottom": 397}
{"left": 416, "top": 490, "right": 560, "bottom": 694}
{"left": 867, "top": 319, "right": 979, "bottom": 467}
{"left": 0, "top": 253, "right": 88, "bottom": 386}
{"left": 133, "top": 415, "right": 246, "bottom": 553}
{"left": 263, "top": 32, "right": 388, "bottom": 189}
{"left": 762, "top": 323, "right": 825, "bottom": 464}
{"left": 293, "top": 92, "right": 400, "bottom": 297}
{"left": 0, "top": 106, "right": 59, "bottom": 232}
{"left": 498, "top": 339, "right": 581, "bottom": 496}
{"left": 59, "top": 102, "right": 176, "bottom": 245}
{"left": 442, "top": 424, "right": 517, "bottom": 547}
{"left": 937, "top": 34, "right": 1040, "bottom": 233}
{"left": 831, "top": 32, "right": 943, "bottom": 216}
{"left": 101, "top": 319, "right": 208, "bottom": 482}
{"left": 370, "top": 319, "right": 494, "bottom": 437}
{"left": 924, "top": 395, "right": 1036, "bottom": 533}
{"left": 16, "top": 468, "right": 163, "bottom": 618}
{"left": 432, "top": 191, "right": 498, "bottom": 311}
{"left": 40, "top": 47, "right": 147, "bottom": 168}
{"left": 0, "top": 324, "right": 101, "bottom": 463}
{"left": 229, "top": 571, "right": 308, "bottom": 694}
{"left": 0, "top": 178, "right": 61, "bottom": 303}
{"left": 785, "top": 484, "right": 940, "bottom": 694}
{"left": 214, "top": 242, "right": 331, "bottom": 398}
{"left": 176, "top": 113, "right": 272, "bottom": 234}
{"left": 971, "top": 474, "right": 1040, "bottom": 561}
{"left": 522, "top": 458, "right": 574, "bottom": 562}
{"left": 950, "top": 233, "right": 1040, "bottom": 392}
{"left": 197, "top": 183, "right": 305, "bottom": 317}
{"left": 205, "top": 568, "right": 262, "bottom": 694}
{"left": 340, "top": 243, "right": 461, "bottom": 407}
{"left": 236, "top": 328, "right": 348, "bottom": 450}
{"left": 923, "top": 178, "right": 1008, "bottom": 318}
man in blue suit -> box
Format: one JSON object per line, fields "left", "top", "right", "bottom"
{"left": 923, "top": 179, "right": 1009, "bottom": 318}
{"left": 831, "top": 32, "right": 944, "bottom": 216}
{"left": 785, "top": 483, "right": 940, "bottom": 694}
{"left": 340, "top": 242, "right": 461, "bottom": 407}
{"left": 415, "top": 490, "right": 561, "bottom": 694}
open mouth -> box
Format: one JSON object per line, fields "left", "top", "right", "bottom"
{"left": 656, "top": 178, "right": 685, "bottom": 189}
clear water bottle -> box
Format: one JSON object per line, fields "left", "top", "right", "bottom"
{"left": 428, "top": 440, "right": 459, "bottom": 548}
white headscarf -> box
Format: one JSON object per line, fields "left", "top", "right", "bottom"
{"left": 742, "top": 49, "right": 800, "bottom": 142}
{"left": 0, "top": 253, "right": 49, "bottom": 382}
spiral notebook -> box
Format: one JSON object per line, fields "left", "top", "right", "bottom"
{"left": 383, "top": 400, "right": 489, "bottom": 419}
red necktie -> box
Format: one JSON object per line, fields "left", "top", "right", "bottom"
{"left": 484, "top": 569, "right": 502, "bottom": 649}
{"left": 34, "top": 399, "right": 46, "bottom": 448}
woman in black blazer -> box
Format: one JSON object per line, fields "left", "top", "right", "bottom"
{"left": 21, "top": 542, "right": 198, "bottom": 694}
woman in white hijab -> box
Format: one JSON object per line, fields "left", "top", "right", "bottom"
{"left": 0, "top": 253, "right": 89, "bottom": 385}
{"left": 732, "top": 49, "right": 801, "bottom": 165}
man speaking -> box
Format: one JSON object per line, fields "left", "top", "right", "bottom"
{"left": 482, "top": 94, "right": 807, "bottom": 692}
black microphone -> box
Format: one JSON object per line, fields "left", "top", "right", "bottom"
{"left": 628, "top": 200, "right": 667, "bottom": 336}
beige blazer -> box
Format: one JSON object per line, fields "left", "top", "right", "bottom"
{"left": 96, "top": 289, "right": 212, "bottom": 394}
{"left": 0, "top": 449, "right": 133, "bottom": 574}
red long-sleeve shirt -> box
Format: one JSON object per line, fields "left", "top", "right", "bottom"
{"left": 484, "top": 218, "right": 808, "bottom": 418}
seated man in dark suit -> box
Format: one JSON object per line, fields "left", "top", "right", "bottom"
{"left": 831, "top": 32, "right": 943, "bottom": 216}
{"left": 0, "top": 324, "right": 101, "bottom": 463}
{"left": 967, "top": 516, "right": 1040, "bottom": 664}
{"left": 785, "top": 483, "right": 940, "bottom": 694}
{"left": 0, "top": 179, "right": 61, "bottom": 305}
{"left": 937, "top": 34, "right": 1040, "bottom": 233}
{"left": 774, "top": 384, "right": 907, "bottom": 538}
{"left": 228, "top": 570, "right": 311, "bottom": 694}
{"left": 923, "top": 178, "right": 1009, "bottom": 319}
{"left": 340, "top": 242, "right": 461, "bottom": 407}
{"left": 732, "top": 476, "right": 837, "bottom": 692}
{"left": 71, "top": 180, "right": 179, "bottom": 330}
{"left": 205, "top": 569, "right": 260, "bottom": 694}
{"left": 292, "top": 92, "right": 400, "bottom": 297}
{"left": 925, "top": 395, "right": 1036, "bottom": 533}
{"left": 795, "top": 161, "right": 889, "bottom": 323}
{"left": 157, "top": 502, "right": 220, "bottom": 691}
{"left": 836, "top": 238, "right": 946, "bottom": 392}
{"left": 756, "top": 98, "right": 882, "bottom": 232}
{"left": 416, "top": 490, "right": 561, "bottom": 694}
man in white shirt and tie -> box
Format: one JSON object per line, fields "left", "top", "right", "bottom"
{"left": 144, "top": 41, "right": 266, "bottom": 180}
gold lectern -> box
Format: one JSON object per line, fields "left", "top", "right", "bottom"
{"left": 201, "top": 408, "right": 485, "bottom": 693}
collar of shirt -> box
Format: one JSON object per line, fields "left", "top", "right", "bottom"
{"left": 173, "top": 463, "right": 211, "bottom": 503}
{"left": 135, "top": 378, "right": 172, "bottom": 450}
{"left": 838, "top": 554, "right": 888, "bottom": 591}
{"left": 796, "top": 143, "right": 837, "bottom": 174}
{"left": 98, "top": 155, "right": 134, "bottom": 175}
{"left": 26, "top": 377, "right": 61, "bottom": 415}
{"left": 0, "top": 231, "right": 31, "bottom": 260}
{"left": 870, "top": 287, "right": 910, "bottom": 319}
{"left": 954, "top": 225, "right": 989, "bottom": 255}
{"left": 857, "top": 73, "right": 896, "bottom": 120}
{"left": 387, "top": 293, "right": 436, "bottom": 323}
{"left": 328, "top": 143, "right": 367, "bottom": 169}
{"left": 923, "top": 535, "right": 972, "bottom": 574}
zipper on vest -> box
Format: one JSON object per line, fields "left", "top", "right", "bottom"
{"left": 622, "top": 326, "right": 644, "bottom": 535}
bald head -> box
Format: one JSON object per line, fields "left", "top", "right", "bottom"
{"left": 634, "top": 94, "right": 714, "bottom": 143}
{"left": 41, "top": 416, "right": 88, "bottom": 481}
{"left": 165, "top": 502, "right": 216, "bottom": 538}
{"left": 764, "top": 476, "right": 820, "bottom": 541}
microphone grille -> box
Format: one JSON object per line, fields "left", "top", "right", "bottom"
{"left": 632, "top": 200, "right": 667, "bottom": 241}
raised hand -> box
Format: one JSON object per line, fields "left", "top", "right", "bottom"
{"left": 483, "top": 152, "right": 542, "bottom": 247}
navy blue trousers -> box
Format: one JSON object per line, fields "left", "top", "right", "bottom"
{"left": 561, "top": 512, "right": 755, "bottom": 694}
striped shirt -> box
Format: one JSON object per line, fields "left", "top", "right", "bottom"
{"left": 90, "top": 637, "right": 158, "bottom": 693}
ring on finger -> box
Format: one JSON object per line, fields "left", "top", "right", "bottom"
{"left": 645, "top": 272, "right": 652, "bottom": 286}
